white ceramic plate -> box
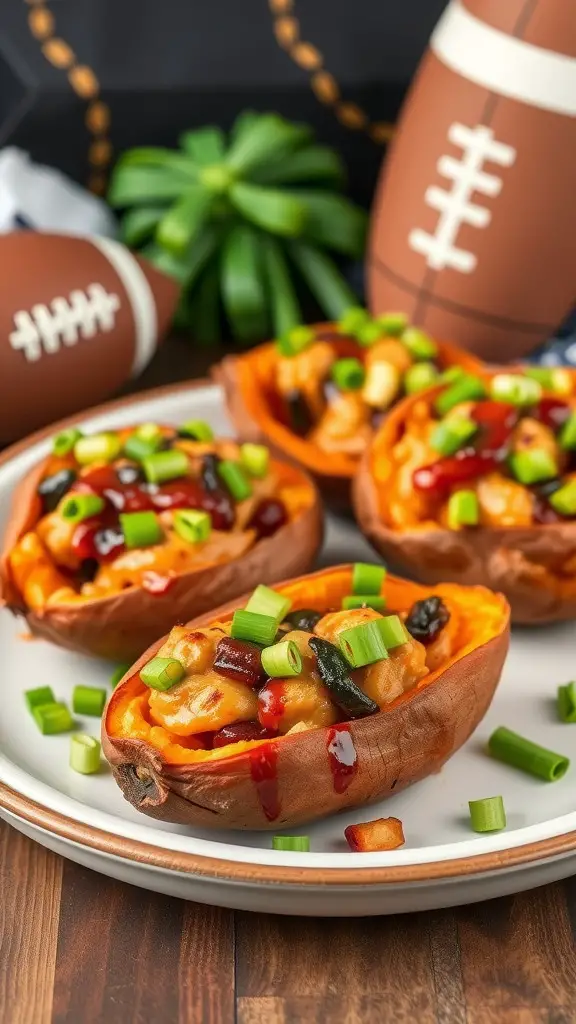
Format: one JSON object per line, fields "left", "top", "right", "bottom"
{"left": 1, "top": 381, "right": 576, "bottom": 917}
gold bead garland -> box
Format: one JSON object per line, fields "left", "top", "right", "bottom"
{"left": 25, "top": 0, "right": 112, "bottom": 194}
{"left": 269, "top": 0, "right": 396, "bottom": 144}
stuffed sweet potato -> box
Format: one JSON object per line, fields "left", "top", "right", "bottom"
{"left": 103, "top": 564, "right": 509, "bottom": 830}
{"left": 215, "top": 309, "right": 482, "bottom": 506}
{"left": 354, "top": 366, "right": 576, "bottom": 624}
{"left": 0, "top": 421, "right": 322, "bottom": 659}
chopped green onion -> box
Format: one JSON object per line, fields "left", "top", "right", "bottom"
{"left": 240, "top": 443, "right": 270, "bottom": 478}
{"left": 404, "top": 362, "right": 439, "bottom": 395}
{"left": 136, "top": 423, "right": 162, "bottom": 443}
{"left": 173, "top": 508, "right": 211, "bottom": 543}
{"left": 447, "top": 490, "right": 479, "bottom": 529}
{"left": 355, "top": 321, "right": 384, "bottom": 347}
{"left": 123, "top": 433, "right": 163, "bottom": 462}
{"left": 430, "top": 417, "right": 477, "bottom": 456}
{"left": 74, "top": 433, "right": 121, "bottom": 465}
{"left": 490, "top": 373, "right": 542, "bottom": 407}
{"left": 52, "top": 427, "right": 83, "bottom": 456}
{"left": 338, "top": 620, "right": 389, "bottom": 668}
{"left": 59, "top": 493, "right": 105, "bottom": 523}
{"left": 524, "top": 366, "right": 573, "bottom": 396}
{"left": 549, "top": 479, "right": 576, "bottom": 516}
{"left": 376, "top": 615, "right": 408, "bottom": 649}
{"left": 337, "top": 306, "right": 370, "bottom": 335}
{"left": 120, "top": 510, "right": 163, "bottom": 548}
{"left": 331, "top": 357, "right": 365, "bottom": 391}
{"left": 468, "top": 796, "right": 506, "bottom": 833}
{"left": 342, "top": 595, "right": 387, "bottom": 612}
{"left": 560, "top": 413, "right": 576, "bottom": 451}
{"left": 25, "top": 685, "right": 55, "bottom": 712}
{"left": 70, "top": 734, "right": 101, "bottom": 775}
{"left": 509, "top": 449, "right": 557, "bottom": 485}
{"left": 245, "top": 584, "right": 291, "bottom": 622}
{"left": 110, "top": 663, "right": 131, "bottom": 687}
{"left": 401, "top": 326, "right": 438, "bottom": 360}
{"left": 276, "top": 325, "right": 316, "bottom": 357}
{"left": 272, "top": 835, "right": 310, "bottom": 851}
{"left": 230, "top": 610, "right": 278, "bottom": 646}
{"left": 352, "top": 562, "right": 386, "bottom": 595}
{"left": 140, "top": 656, "right": 185, "bottom": 691}
{"left": 557, "top": 682, "right": 576, "bottom": 723}
{"left": 261, "top": 640, "right": 302, "bottom": 678}
{"left": 217, "top": 460, "right": 252, "bottom": 501}
{"left": 142, "top": 448, "right": 188, "bottom": 484}
{"left": 375, "top": 311, "right": 408, "bottom": 337}
{"left": 72, "top": 685, "right": 107, "bottom": 717}
{"left": 435, "top": 375, "right": 487, "bottom": 417}
{"left": 33, "top": 702, "right": 74, "bottom": 735}
{"left": 438, "top": 366, "right": 465, "bottom": 385}
{"left": 178, "top": 420, "right": 215, "bottom": 442}
{"left": 488, "top": 726, "right": 569, "bottom": 781}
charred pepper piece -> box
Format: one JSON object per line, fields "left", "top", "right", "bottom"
{"left": 405, "top": 596, "right": 450, "bottom": 645}
{"left": 308, "top": 636, "right": 379, "bottom": 719}
{"left": 37, "top": 469, "right": 77, "bottom": 513}
{"left": 283, "top": 608, "right": 323, "bottom": 633}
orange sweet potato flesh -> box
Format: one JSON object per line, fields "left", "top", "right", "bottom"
{"left": 214, "top": 323, "right": 482, "bottom": 507}
{"left": 102, "top": 565, "right": 510, "bottom": 830}
{"left": 0, "top": 449, "right": 323, "bottom": 661}
{"left": 353, "top": 374, "right": 576, "bottom": 625}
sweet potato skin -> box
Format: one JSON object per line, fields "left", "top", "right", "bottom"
{"left": 102, "top": 567, "right": 510, "bottom": 830}
{"left": 0, "top": 454, "right": 323, "bottom": 661}
{"left": 214, "top": 325, "right": 482, "bottom": 509}
{"left": 353, "top": 382, "right": 576, "bottom": 625}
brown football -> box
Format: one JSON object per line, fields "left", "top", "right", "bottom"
{"left": 368, "top": 0, "right": 576, "bottom": 363}
{"left": 0, "top": 232, "right": 179, "bottom": 443}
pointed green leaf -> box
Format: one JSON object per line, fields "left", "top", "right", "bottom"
{"left": 260, "top": 236, "right": 301, "bottom": 337}
{"left": 191, "top": 265, "right": 221, "bottom": 345}
{"left": 229, "top": 182, "right": 305, "bottom": 238}
{"left": 289, "top": 241, "right": 358, "bottom": 320}
{"left": 138, "top": 242, "right": 191, "bottom": 286}
{"left": 225, "top": 114, "right": 311, "bottom": 177}
{"left": 141, "top": 224, "right": 221, "bottom": 288}
{"left": 155, "top": 186, "right": 212, "bottom": 256}
{"left": 221, "top": 225, "right": 268, "bottom": 342}
{"left": 179, "top": 127, "right": 226, "bottom": 166}
{"left": 295, "top": 192, "right": 367, "bottom": 256}
{"left": 230, "top": 110, "right": 260, "bottom": 147}
{"left": 252, "top": 146, "right": 345, "bottom": 187}
{"left": 108, "top": 165, "right": 194, "bottom": 207}
{"left": 115, "top": 147, "right": 198, "bottom": 175}
{"left": 120, "top": 206, "right": 166, "bottom": 247}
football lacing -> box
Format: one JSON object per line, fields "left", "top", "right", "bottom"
{"left": 409, "top": 123, "right": 516, "bottom": 274}
{"left": 9, "top": 283, "right": 121, "bottom": 363}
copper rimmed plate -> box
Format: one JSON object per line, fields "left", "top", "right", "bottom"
{"left": 1, "top": 381, "right": 576, "bottom": 916}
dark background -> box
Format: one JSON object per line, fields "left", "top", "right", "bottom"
{"left": 0, "top": 0, "right": 447, "bottom": 205}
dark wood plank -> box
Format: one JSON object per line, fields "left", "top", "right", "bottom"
{"left": 457, "top": 885, "right": 576, "bottom": 1024}
{"left": 179, "top": 902, "right": 235, "bottom": 1024}
{"left": 0, "top": 821, "right": 62, "bottom": 1024}
{"left": 52, "top": 860, "right": 184, "bottom": 1024}
{"left": 236, "top": 909, "right": 450, "bottom": 1024}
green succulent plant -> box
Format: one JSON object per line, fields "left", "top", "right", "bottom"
{"left": 108, "top": 111, "right": 366, "bottom": 344}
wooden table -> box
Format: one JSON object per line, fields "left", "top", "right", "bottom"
{"left": 2, "top": 338, "right": 576, "bottom": 1024}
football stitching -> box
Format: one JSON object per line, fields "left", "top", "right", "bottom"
{"left": 408, "top": 123, "right": 516, "bottom": 274}
{"left": 9, "top": 284, "right": 121, "bottom": 363}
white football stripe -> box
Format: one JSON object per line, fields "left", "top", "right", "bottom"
{"left": 432, "top": 0, "right": 576, "bottom": 117}
{"left": 90, "top": 236, "right": 157, "bottom": 377}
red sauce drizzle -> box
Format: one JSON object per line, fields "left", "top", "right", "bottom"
{"left": 258, "top": 681, "right": 286, "bottom": 731}
{"left": 326, "top": 724, "right": 358, "bottom": 794}
{"left": 249, "top": 746, "right": 280, "bottom": 821}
